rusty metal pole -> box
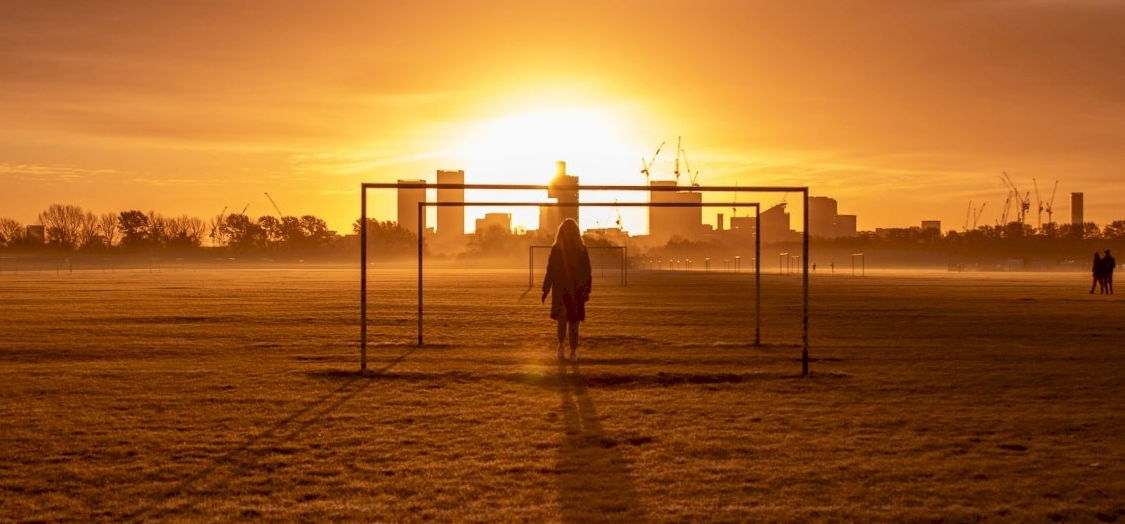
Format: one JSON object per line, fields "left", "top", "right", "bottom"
{"left": 622, "top": 246, "right": 627, "bottom": 286}
{"left": 802, "top": 189, "right": 810, "bottom": 376}
{"left": 360, "top": 187, "right": 367, "bottom": 372}
{"left": 417, "top": 202, "right": 424, "bottom": 346}
{"left": 755, "top": 204, "right": 761, "bottom": 347}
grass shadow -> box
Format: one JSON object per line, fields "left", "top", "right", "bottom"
{"left": 556, "top": 363, "right": 648, "bottom": 523}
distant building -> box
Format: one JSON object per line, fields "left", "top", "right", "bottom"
{"left": 475, "top": 212, "right": 511, "bottom": 234}
{"left": 759, "top": 203, "right": 799, "bottom": 243}
{"left": 648, "top": 180, "right": 703, "bottom": 243}
{"left": 921, "top": 220, "right": 941, "bottom": 233}
{"left": 584, "top": 227, "right": 629, "bottom": 246}
{"left": 25, "top": 225, "right": 45, "bottom": 245}
{"left": 716, "top": 213, "right": 725, "bottom": 232}
{"left": 396, "top": 179, "right": 427, "bottom": 235}
{"left": 834, "top": 215, "right": 857, "bottom": 237}
{"left": 540, "top": 161, "right": 579, "bottom": 234}
{"left": 436, "top": 170, "right": 464, "bottom": 238}
{"left": 808, "top": 196, "right": 839, "bottom": 238}
{"left": 1071, "top": 192, "right": 1084, "bottom": 225}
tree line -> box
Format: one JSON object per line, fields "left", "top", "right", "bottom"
{"left": 0, "top": 204, "right": 339, "bottom": 252}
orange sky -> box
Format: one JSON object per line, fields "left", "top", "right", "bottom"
{"left": 2, "top": 0, "right": 1124, "bottom": 233}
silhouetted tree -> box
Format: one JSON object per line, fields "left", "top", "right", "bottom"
{"left": 220, "top": 214, "right": 266, "bottom": 249}
{"left": 1103, "top": 221, "right": 1125, "bottom": 240}
{"left": 39, "top": 204, "right": 84, "bottom": 248}
{"left": 299, "top": 215, "right": 333, "bottom": 247}
{"left": 354, "top": 219, "right": 415, "bottom": 256}
{"left": 165, "top": 215, "right": 207, "bottom": 248}
{"left": 257, "top": 216, "right": 283, "bottom": 244}
{"left": 146, "top": 211, "right": 168, "bottom": 246}
{"left": 77, "top": 211, "right": 102, "bottom": 249}
{"left": 118, "top": 210, "right": 150, "bottom": 248}
{"left": 0, "top": 218, "right": 23, "bottom": 247}
{"left": 98, "top": 213, "right": 119, "bottom": 247}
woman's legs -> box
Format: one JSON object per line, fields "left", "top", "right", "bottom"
{"left": 568, "top": 322, "right": 579, "bottom": 352}
{"left": 556, "top": 317, "right": 567, "bottom": 344}
{"left": 556, "top": 309, "right": 571, "bottom": 359}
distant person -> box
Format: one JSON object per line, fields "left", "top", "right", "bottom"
{"left": 1103, "top": 249, "right": 1116, "bottom": 295}
{"left": 1091, "top": 252, "right": 1103, "bottom": 294}
{"left": 812, "top": 263, "right": 817, "bottom": 273}
{"left": 830, "top": 261, "right": 835, "bottom": 273}
{"left": 542, "top": 218, "right": 592, "bottom": 363}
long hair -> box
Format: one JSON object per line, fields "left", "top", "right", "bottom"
{"left": 552, "top": 218, "right": 585, "bottom": 282}
{"left": 553, "top": 218, "right": 584, "bottom": 250}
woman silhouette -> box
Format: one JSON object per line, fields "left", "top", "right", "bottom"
{"left": 541, "top": 218, "right": 592, "bottom": 362}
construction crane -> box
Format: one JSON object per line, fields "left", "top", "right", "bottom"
{"left": 679, "top": 141, "right": 701, "bottom": 187}
{"left": 999, "top": 192, "right": 1012, "bottom": 225}
{"left": 1033, "top": 178, "right": 1044, "bottom": 229}
{"left": 1044, "top": 180, "right": 1059, "bottom": 225}
{"left": 1000, "top": 172, "right": 1030, "bottom": 225}
{"left": 673, "top": 136, "right": 682, "bottom": 184}
{"left": 972, "top": 202, "right": 986, "bottom": 230}
{"left": 964, "top": 200, "right": 974, "bottom": 231}
{"left": 264, "top": 192, "right": 284, "bottom": 219}
{"left": 640, "top": 141, "right": 665, "bottom": 183}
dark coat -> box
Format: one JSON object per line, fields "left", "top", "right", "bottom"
{"left": 542, "top": 245, "right": 592, "bottom": 322}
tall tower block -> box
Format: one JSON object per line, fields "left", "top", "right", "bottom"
{"left": 396, "top": 179, "right": 426, "bottom": 235}
{"left": 541, "top": 161, "right": 579, "bottom": 234}
{"left": 1071, "top": 192, "right": 1084, "bottom": 225}
{"left": 436, "top": 170, "right": 465, "bottom": 237}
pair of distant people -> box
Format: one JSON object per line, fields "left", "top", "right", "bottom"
{"left": 1090, "top": 249, "right": 1115, "bottom": 295}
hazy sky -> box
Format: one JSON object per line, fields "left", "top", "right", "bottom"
{"left": 2, "top": 0, "right": 1123, "bottom": 232}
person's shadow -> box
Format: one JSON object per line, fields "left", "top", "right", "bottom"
{"left": 556, "top": 363, "right": 647, "bottom": 523}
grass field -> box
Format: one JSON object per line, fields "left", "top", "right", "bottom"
{"left": 1, "top": 267, "right": 1123, "bottom": 523}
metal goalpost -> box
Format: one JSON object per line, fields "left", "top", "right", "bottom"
{"left": 361, "top": 182, "right": 810, "bottom": 375}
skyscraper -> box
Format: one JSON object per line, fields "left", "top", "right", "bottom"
{"left": 808, "top": 196, "right": 839, "bottom": 239}
{"left": 1071, "top": 192, "right": 1084, "bottom": 225}
{"left": 396, "top": 179, "right": 426, "bottom": 235}
{"left": 648, "top": 180, "right": 702, "bottom": 243}
{"left": 436, "top": 170, "right": 464, "bottom": 238}
{"left": 540, "top": 161, "right": 579, "bottom": 234}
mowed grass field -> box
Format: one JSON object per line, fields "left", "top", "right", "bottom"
{"left": 1, "top": 266, "right": 1123, "bottom": 523}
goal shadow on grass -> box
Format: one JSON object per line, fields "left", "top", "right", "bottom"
{"left": 125, "top": 347, "right": 417, "bottom": 523}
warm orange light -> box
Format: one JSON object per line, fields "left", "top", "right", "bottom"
{"left": 448, "top": 105, "right": 648, "bottom": 230}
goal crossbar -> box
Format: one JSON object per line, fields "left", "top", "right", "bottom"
{"left": 361, "top": 183, "right": 810, "bottom": 375}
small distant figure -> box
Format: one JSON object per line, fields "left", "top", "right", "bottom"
{"left": 830, "top": 261, "right": 835, "bottom": 273}
{"left": 812, "top": 263, "right": 817, "bottom": 273}
{"left": 1090, "top": 252, "right": 1102, "bottom": 294}
{"left": 541, "top": 219, "right": 592, "bottom": 363}
{"left": 1103, "top": 249, "right": 1115, "bottom": 295}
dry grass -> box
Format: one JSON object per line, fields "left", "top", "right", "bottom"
{"left": 0, "top": 267, "right": 1123, "bottom": 523}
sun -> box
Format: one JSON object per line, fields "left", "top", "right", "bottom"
{"left": 448, "top": 105, "right": 648, "bottom": 231}
{"left": 451, "top": 106, "right": 643, "bottom": 186}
